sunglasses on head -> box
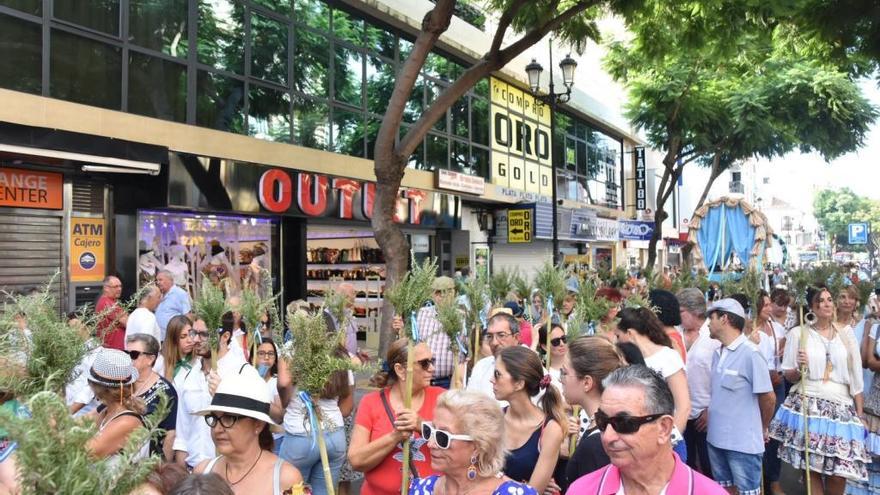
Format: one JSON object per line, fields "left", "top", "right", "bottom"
{"left": 594, "top": 409, "right": 667, "bottom": 434}
{"left": 416, "top": 358, "right": 436, "bottom": 371}
{"left": 125, "top": 350, "right": 156, "bottom": 360}
{"left": 421, "top": 422, "right": 474, "bottom": 449}
{"left": 204, "top": 413, "right": 243, "bottom": 429}
{"left": 550, "top": 336, "right": 567, "bottom": 347}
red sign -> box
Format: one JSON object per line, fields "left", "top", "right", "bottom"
{"left": 257, "top": 169, "right": 434, "bottom": 225}
{"left": 0, "top": 168, "right": 63, "bottom": 209}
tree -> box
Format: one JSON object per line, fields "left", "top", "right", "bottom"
{"left": 813, "top": 188, "right": 880, "bottom": 252}
{"left": 370, "top": 0, "right": 640, "bottom": 355}
{"left": 604, "top": 2, "right": 877, "bottom": 268}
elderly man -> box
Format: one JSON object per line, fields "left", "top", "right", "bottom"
{"left": 677, "top": 288, "right": 720, "bottom": 477}
{"left": 96, "top": 275, "right": 128, "bottom": 350}
{"left": 323, "top": 282, "right": 369, "bottom": 362}
{"left": 155, "top": 269, "right": 192, "bottom": 341}
{"left": 415, "top": 276, "right": 460, "bottom": 388}
{"left": 126, "top": 285, "right": 162, "bottom": 343}
{"left": 706, "top": 299, "right": 775, "bottom": 495}
{"left": 466, "top": 313, "right": 519, "bottom": 402}
{"left": 567, "top": 365, "right": 726, "bottom": 494}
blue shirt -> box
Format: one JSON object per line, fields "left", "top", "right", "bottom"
{"left": 708, "top": 334, "right": 773, "bottom": 454}
{"left": 155, "top": 285, "right": 191, "bottom": 340}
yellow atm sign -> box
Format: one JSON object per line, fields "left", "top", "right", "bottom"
{"left": 508, "top": 209, "right": 533, "bottom": 243}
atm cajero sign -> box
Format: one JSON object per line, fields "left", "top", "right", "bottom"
{"left": 490, "top": 78, "right": 553, "bottom": 196}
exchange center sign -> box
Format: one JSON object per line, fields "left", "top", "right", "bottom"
{"left": 490, "top": 78, "right": 553, "bottom": 196}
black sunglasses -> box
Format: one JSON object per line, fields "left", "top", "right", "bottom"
{"left": 125, "top": 350, "right": 156, "bottom": 360}
{"left": 204, "top": 413, "right": 243, "bottom": 429}
{"left": 416, "top": 358, "right": 436, "bottom": 371}
{"left": 594, "top": 409, "right": 667, "bottom": 434}
{"left": 550, "top": 336, "right": 567, "bottom": 347}
{"left": 421, "top": 422, "right": 473, "bottom": 449}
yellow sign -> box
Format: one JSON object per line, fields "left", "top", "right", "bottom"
{"left": 508, "top": 209, "right": 533, "bottom": 243}
{"left": 490, "top": 78, "right": 553, "bottom": 196}
{"left": 70, "top": 217, "right": 106, "bottom": 282}
{"left": 454, "top": 255, "right": 469, "bottom": 269}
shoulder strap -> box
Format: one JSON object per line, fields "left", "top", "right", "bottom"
{"left": 105, "top": 410, "right": 146, "bottom": 428}
{"left": 273, "top": 457, "right": 283, "bottom": 495}
{"left": 239, "top": 363, "right": 249, "bottom": 374}
{"left": 378, "top": 388, "right": 396, "bottom": 426}
{"left": 204, "top": 455, "right": 223, "bottom": 473}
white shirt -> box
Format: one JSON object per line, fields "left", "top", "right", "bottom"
{"left": 645, "top": 346, "right": 685, "bottom": 379}
{"left": 66, "top": 342, "right": 102, "bottom": 413}
{"left": 685, "top": 321, "right": 720, "bottom": 419}
{"left": 467, "top": 356, "right": 498, "bottom": 402}
{"left": 749, "top": 331, "right": 777, "bottom": 372}
{"left": 172, "top": 358, "right": 214, "bottom": 467}
{"left": 126, "top": 307, "right": 161, "bottom": 343}
{"left": 282, "top": 372, "right": 353, "bottom": 435}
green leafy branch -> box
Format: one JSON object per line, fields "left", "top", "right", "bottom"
{"left": 385, "top": 253, "right": 437, "bottom": 337}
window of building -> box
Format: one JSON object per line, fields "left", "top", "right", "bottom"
{"left": 0, "top": 13, "right": 41, "bottom": 94}
{"left": 557, "top": 112, "right": 623, "bottom": 209}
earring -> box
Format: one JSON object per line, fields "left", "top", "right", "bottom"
{"left": 467, "top": 453, "right": 478, "bottom": 481}
{"left": 805, "top": 311, "right": 817, "bottom": 325}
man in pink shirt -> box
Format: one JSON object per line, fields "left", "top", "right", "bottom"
{"left": 96, "top": 275, "right": 128, "bottom": 350}
{"left": 567, "top": 365, "right": 725, "bottom": 495}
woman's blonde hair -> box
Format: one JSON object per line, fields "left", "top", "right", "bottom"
{"left": 162, "top": 315, "right": 192, "bottom": 379}
{"left": 435, "top": 390, "right": 506, "bottom": 478}
{"left": 90, "top": 382, "right": 146, "bottom": 415}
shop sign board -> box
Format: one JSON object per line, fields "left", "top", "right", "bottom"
{"left": 454, "top": 255, "right": 469, "bottom": 269}
{"left": 411, "top": 234, "right": 430, "bottom": 253}
{"left": 436, "top": 169, "right": 485, "bottom": 195}
{"left": 577, "top": 216, "right": 619, "bottom": 242}
{"left": 256, "top": 168, "right": 459, "bottom": 227}
{"left": 634, "top": 147, "right": 647, "bottom": 210}
{"left": 0, "top": 167, "right": 63, "bottom": 209}
{"left": 490, "top": 78, "right": 552, "bottom": 197}
{"left": 70, "top": 217, "right": 105, "bottom": 282}
{"left": 507, "top": 208, "right": 533, "bottom": 243}
{"left": 619, "top": 220, "right": 654, "bottom": 241}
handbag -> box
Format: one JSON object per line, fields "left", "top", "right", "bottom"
{"left": 379, "top": 389, "right": 420, "bottom": 479}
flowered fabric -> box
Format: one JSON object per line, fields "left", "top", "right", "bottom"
{"left": 847, "top": 376, "right": 880, "bottom": 494}
{"left": 769, "top": 392, "right": 869, "bottom": 481}
{"left": 409, "top": 475, "right": 538, "bottom": 495}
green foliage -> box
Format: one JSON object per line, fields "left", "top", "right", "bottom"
{"left": 461, "top": 272, "right": 491, "bottom": 333}
{"left": 0, "top": 280, "right": 88, "bottom": 399}
{"left": 670, "top": 269, "right": 710, "bottom": 294}
{"left": 385, "top": 254, "right": 438, "bottom": 337}
{"left": 280, "top": 311, "right": 364, "bottom": 398}
{"left": 813, "top": 188, "right": 880, "bottom": 250}
{"left": 192, "top": 280, "right": 228, "bottom": 350}
{"left": 533, "top": 261, "right": 568, "bottom": 309}
{"left": 720, "top": 269, "right": 763, "bottom": 313}
{"left": 623, "top": 291, "right": 655, "bottom": 313}
{"left": 567, "top": 279, "right": 613, "bottom": 339}
{"left": 435, "top": 296, "right": 465, "bottom": 354}
{"left": 512, "top": 272, "right": 532, "bottom": 306}
{"left": 0, "top": 391, "right": 167, "bottom": 495}
{"left": 323, "top": 288, "right": 349, "bottom": 330}
{"left": 490, "top": 268, "right": 523, "bottom": 303}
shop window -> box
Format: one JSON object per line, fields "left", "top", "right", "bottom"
{"left": 294, "top": 28, "right": 329, "bottom": 97}
{"left": 366, "top": 55, "right": 394, "bottom": 115}
{"left": 248, "top": 84, "right": 291, "bottom": 142}
{"left": 137, "top": 211, "right": 278, "bottom": 298}
{"left": 425, "top": 134, "right": 448, "bottom": 171}
{"left": 293, "top": 95, "right": 329, "bottom": 150}
{"left": 450, "top": 96, "right": 468, "bottom": 139}
{"left": 0, "top": 0, "right": 40, "bottom": 15}
{"left": 251, "top": 0, "right": 291, "bottom": 14}
{"left": 294, "top": 0, "right": 329, "bottom": 32}
{"left": 365, "top": 117, "right": 381, "bottom": 159}
{"left": 197, "top": 0, "right": 244, "bottom": 74}
{"left": 196, "top": 70, "right": 246, "bottom": 133}
{"left": 0, "top": 14, "right": 41, "bottom": 95}
{"left": 365, "top": 25, "right": 395, "bottom": 60}
{"left": 332, "top": 8, "right": 364, "bottom": 46}
{"left": 576, "top": 140, "right": 587, "bottom": 176}
{"left": 129, "top": 0, "right": 188, "bottom": 57}
{"left": 451, "top": 139, "right": 469, "bottom": 175}
{"left": 128, "top": 52, "right": 187, "bottom": 123}
{"left": 50, "top": 29, "right": 122, "bottom": 110}
{"left": 402, "top": 127, "right": 424, "bottom": 170}
{"left": 426, "top": 80, "right": 447, "bottom": 132}
{"left": 470, "top": 97, "right": 489, "bottom": 145}
{"left": 251, "top": 11, "right": 288, "bottom": 84}
{"left": 470, "top": 146, "right": 489, "bottom": 179}
{"left": 54, "top": 0, "right": 119, "bottom": 36}
{"left": 333, "top": 45, "right": 363, "bottom": 107}
{"left": 332, "top": 107, "right": 365, "bottom": 157}
{"left": 403, "top": 75, "right": 424, "bottom": 124}
{"left": 473, "top": 78, "right": 489, "bottom": 99}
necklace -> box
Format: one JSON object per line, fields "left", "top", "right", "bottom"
{"left": 226, "top": 449, "right": 263, "bottom": 486}
{"left": 809, "top": 323, "right": 837, "bottom": 383}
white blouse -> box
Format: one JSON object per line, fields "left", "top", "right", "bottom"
{"left": 782, "top": 325, "right": 863, "bottom": 396}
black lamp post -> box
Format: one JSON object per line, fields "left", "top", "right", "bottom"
{"left": 525, "top": 40, "right": 577, "bottom": 265}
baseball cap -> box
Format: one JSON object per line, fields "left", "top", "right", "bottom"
{"left": 707, "top": 298, "right": 746, "bottom": 319}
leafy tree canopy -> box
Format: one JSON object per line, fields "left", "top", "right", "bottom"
{"left": 813, "top": 188, "right": 880, "bottom": 250}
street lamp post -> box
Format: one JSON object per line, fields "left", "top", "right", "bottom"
{"left": 526, "top": 39, "right": 577, "bottom": 266}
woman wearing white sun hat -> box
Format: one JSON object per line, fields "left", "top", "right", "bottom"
{"left": 194, "top": 368, "right": 304, "bottom": 494}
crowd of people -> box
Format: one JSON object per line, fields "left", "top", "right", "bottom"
{"left": 2, "top": 266, "right": 880, "bottom": 495}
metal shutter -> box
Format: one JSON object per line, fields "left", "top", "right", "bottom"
{"left": 491, "top": 241, "right": 553, "bottom": 278}
{"left": 0, "top": 211, "right": 64, "bottom": 308}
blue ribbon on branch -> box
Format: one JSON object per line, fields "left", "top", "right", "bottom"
{"left": 547, "top": 295, "right": 555, "bottom": 320}
{"left": 410, "top": 311, "right": 420, "bottom": 341}
{"left": 298, "top": 390, "right": 320, "bottom": 449}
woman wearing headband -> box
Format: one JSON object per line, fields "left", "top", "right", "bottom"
{"left": 492, "top": 346, "right": 565, "bottom": 493}
{"left": 349, "top": 338, "right": 444, "bottom": 495}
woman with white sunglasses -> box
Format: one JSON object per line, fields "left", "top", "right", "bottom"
{"left": 409, "top": 389, "right": 538, "bottom": 495}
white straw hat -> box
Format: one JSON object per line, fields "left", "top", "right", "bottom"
{"left": 88, "top": 348, "right": 138, "bottom": 387}
{"left": 194, "top": 366, "right": 276, "bottom": 425}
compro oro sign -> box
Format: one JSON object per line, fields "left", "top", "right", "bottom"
{"left": 490, "top": 78, "right": 552, "bottom": 196}
{"left": 0, "top": 168, "right": 63, "bottom": 209}
{"left": 70, "top": 217, "right": 106, "bottom": 282}
{"left": 507, "top": 208, "right": 534, "bottom": 243}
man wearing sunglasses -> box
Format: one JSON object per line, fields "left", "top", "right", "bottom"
{"left": 705, "top": 299, "right": 775, "bottom": 495}
{"left": 568, "top": 365, "right": 725, "bottom": 494}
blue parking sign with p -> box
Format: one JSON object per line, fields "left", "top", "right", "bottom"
{"left": 849, "top": 223, "right": 869, "bottom": 244}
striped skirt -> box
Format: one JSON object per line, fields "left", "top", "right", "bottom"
{"left": 769, "top": 392, "right": 869, "bottom": 482}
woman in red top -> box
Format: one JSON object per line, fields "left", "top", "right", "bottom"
{"left": 349, "top": 338, "right": 444, "bottom": 495}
